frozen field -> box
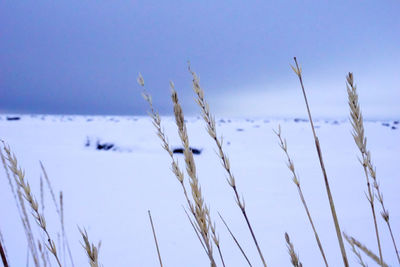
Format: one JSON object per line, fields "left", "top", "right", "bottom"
{"left": 0, "top": 114, "right": 399, "bottom": 266}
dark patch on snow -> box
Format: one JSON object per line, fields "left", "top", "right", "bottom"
{"left": 96, "top": 141, "right": 115, "bottom": 151}
{"left": 84, "top": 137, "right": 132, "bottom": 152}
{"left": 332, "top": 120, "right": 339, "bottom": 125}
{"left": 172, "top": 147, "right": 202, "bottom": 155}
{"left": 7, "top": 116, "right": 20, "bottom": 121}
{"left": 393, "top": 120, "right": 399, "bottom": 125}
{"left": 236, "top": 128, "right": 244, "bottom": 132}
{"left": 253, "top": 125, "right": 260, "bottom": 128}
{"left": 294, "top": 118, "right": 308, "bottom": 123}
{"left": 391, "top": 126, "right": 397, "bottom": 130}
{"left": 108, "top": 118, "right": 120, "bottom": 122}
{"left": 382, "top": 122, "right": 390, "bottom": 127}
{"left": 263, "top": 119, "right": 270, "bottom": 123}
{"left": 219, "top": 119, "right": 226, "bottom": 123}
{"left": 85, "top": 137, "right": 91, "bottom": 147}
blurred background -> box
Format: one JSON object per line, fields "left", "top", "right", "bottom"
{"left": 1, "top": 0, "right": 399, "bottom": 119}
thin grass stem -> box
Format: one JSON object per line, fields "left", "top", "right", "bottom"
{"left": 292, "top": 57, "right": 349, "bottom": 267}
{"left": 218, "top": 213, "right": 253, "bottom": 267}
{"left": 0, "top": 236, "right": 9, "bottom": 267}
{"left": 148, "top": 210, "right": 163, "bottom": 267}
{"left": 275, "top": 125, "right": 328, "bottom": 267}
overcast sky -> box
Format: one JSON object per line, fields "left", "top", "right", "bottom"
{"left": 1, "top": 1, "right": 399, "bottom": 118}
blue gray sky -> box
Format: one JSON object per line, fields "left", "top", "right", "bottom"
{"left": 1, "top": 1, "right": 399, "bottom": 118}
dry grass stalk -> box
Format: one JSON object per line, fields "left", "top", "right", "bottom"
{"left": 0, "top": 233, "right": 9, "bottom": 267}
{"left": 218, "top": 213, "right": 253, "bottom": 267}
{"left": 183, "top": 207, "right": 208, "bottom": 255}
{"left": 138, "top": 74, "right": 217, "bottom": 266}
{"left": 343, "top": 233, "right": 388, "bottom": 267}
{"left": 40, "top": 175, "right": 45, "bottom": 214}
{"left": 138, "top": 74, "right": 193, "bottom": 211}
{"left": 148, "top": 210, "right": 164, "bottom": 267}
{"left": 60, "top": 192, "right": 66, "bottom": 266}
{"left": 170, "top": 83, "right": 217, "bottom": 267}
{"left": 79, "top": 228, "right": 101, "bottom": 267}
{"left": 40, "top": 161, "right": 60, "bottom": 215}
{"left": 1, "top": 145, "right": 40, "bottom": 267}
{"left": 285, "top": 233, "right": 303, "bottom": 267}
{"left": 275, "top": 125, "right": 329, "bottom": 267}
{"left": 138, "top": 75, "right": 203, "bottom": 248}
{"left": 343, "top": 233, "right": 368, "bottom": 267}
{"left": 17, "top": 186, "right": 40, "bottom": 267}
{"left": 292, "top": 57, "right": 349, "bottom": 267}
{"left": 347, "top": 72, "right": 398, "bottom": 264}
{"left": 3, "top": 144, "right": 62, "bottom": 267}
{"left": 207, "top": 211, "right": 226, "bottom": 267}
{"left": 40, "top": 162, "right": 75, "bottom": 267}
{"left": 38, "top": 242, "right": 48, "bottom": 267}
{"left": 139, "top": 77, "right": 197, "bottom": 226}
{"left": 189, "top": 65, "right": 268, "bottom": 267}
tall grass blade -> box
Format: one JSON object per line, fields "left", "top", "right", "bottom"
{"left": 292, "top": 57, "right": 349, "bottom": 267}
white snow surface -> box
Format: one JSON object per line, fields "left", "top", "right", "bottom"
{"left": 0, "top": 114, "right": 399, "bottom": 266}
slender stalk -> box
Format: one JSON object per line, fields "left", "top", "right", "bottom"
{"left": 40, "top": 162, "right": 75, "bottom": 267}
{"left": 275, "top": 126, "right": 328, "bottom": 267}
{"left": 0, "top": 237, "right": 9, "bottom": 267}
{"left": 189, "top": 65, "right": 267, "bottom": 267}
{"left": 343, "top": 233, "right": 388, "bottom": 267}
{"left": 218, "top": 213, "right": 253, "bottom": 267}
{"left": 184, "top": 208, "right": 208, "bottom": 255}
{"left": 343, "top": 233, "right": 367, "bottom": 267}
{"left": 292, "top": 57, "right": 349, "bottom": 267}
{"left": 148, "top": 211, "right": 163, "bottom": 267}
{"left": 386, "top": 222, "right": 400, "bottom": 264}
{"left": 207, "top": 212, "right": 225, "bottom": 267}
{"left": 38, "top": 242, "right": 48, "bottom": 267}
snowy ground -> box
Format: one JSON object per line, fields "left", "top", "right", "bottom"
{"left": 0, "top": 114, "right": 399, "bottom": 266}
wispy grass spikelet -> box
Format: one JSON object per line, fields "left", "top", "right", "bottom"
{"left": 1, "top": 146, "right": 40, "bottom": 267}
{"left": 189, "top": 64, "right": 267, "bottom": 267}
{"left": 343, "top": 233, "right": 388, "bottom": 267}
{"left": 3, "top": 144, "right": 62, "bottom": 267}
{"left": 79, "top": 228, "right": 101, "bottom": 267}
{"left": 170, "top": 83, "right": 217, "bottom": 267}
{"left": 138, "top": 74, "right": 217, "bottom": 267}
{"left": 275, "top": 125, "right": 328, "bottom": 267}
{"left": 285, "top": 233, "right": 303, "bottom": 267}
{"left": 343, "top": 232, "right": 367, "bottom": 267}
{"left": 347, "top": 72, "right": 397, "bottom": 264}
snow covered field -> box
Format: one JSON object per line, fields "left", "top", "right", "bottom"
{"left": 0, "top": 114, "right": 399, "bottom": 266}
